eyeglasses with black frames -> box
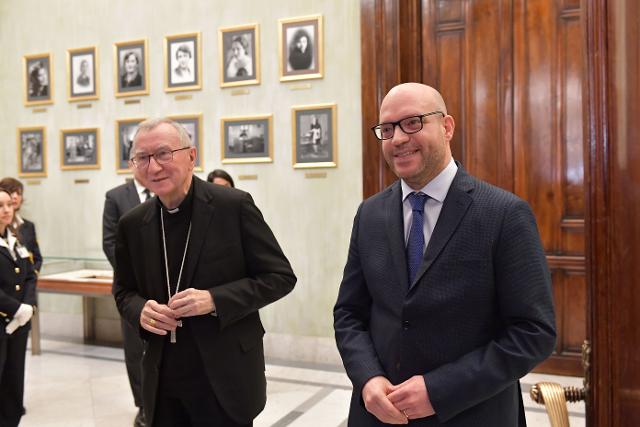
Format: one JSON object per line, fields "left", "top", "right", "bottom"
{"left": 371, "top": 111, "right": 444, "bottom": 141}
{"left": 129, "top": 146, "right": 191, "bottom": 169}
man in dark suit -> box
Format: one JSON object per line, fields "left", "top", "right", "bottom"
{"left": 103, "top": 178, "right": 151, "bottom": 427}
{"left": 113, "top": 118, "right": 296, "bottom": 426}
{"left": 0, "top": 178, "right": 43, "bottom": 274}
{"left": 334, "top": 83, "right": 556, "bottom": 426}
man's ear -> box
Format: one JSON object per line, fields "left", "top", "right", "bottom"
{"left": 443, "top": 115, "right": 455, "bottom": 141}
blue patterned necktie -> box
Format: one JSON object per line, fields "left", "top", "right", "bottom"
{"left": 407, "top": 192, "right": 428, "bottom": 285}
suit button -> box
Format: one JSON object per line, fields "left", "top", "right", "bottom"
{"left": 403, "top": 320, "right": 410, "bottom": 330}
{"left": 15, "top": 267, "right": 20, "bottom": 274}
{"left": 15, "top": 285, "right": 21, "bottom": 291}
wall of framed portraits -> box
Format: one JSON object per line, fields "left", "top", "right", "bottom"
{"left": 0, "top": 0, "right": 362, "bottom": 363}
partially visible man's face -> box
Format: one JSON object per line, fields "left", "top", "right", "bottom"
{"left": 131, "top": 123, "right": 195, "bottom": 202}
{"left": 380, "top": 85, "right": 454, "bottom": 190}
{"left": 177, "top": 50, "right": 190, "bottom": 68}
{"left": 38, "top": 68, "right": 48, "bottom": 85}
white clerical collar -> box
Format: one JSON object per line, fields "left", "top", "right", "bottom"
{"left": 401, "top": 158, "right": 458, "bottom": 203}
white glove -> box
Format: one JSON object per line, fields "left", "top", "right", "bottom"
{"left": 5, "top": 304, "right": 33, "bottom": 334}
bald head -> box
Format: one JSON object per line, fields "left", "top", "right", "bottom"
{"left": 380, "top": 83, "right": 447, "bottom": 120}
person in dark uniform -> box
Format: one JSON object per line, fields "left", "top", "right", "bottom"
{"left": 103, "top": 178, "right": 152, "bottom": 427}
{"left": 0, "top": 178, "right": 43, "bottom": 275}
{"left": 0, "top": 186, "right": 37, "bottom": 427}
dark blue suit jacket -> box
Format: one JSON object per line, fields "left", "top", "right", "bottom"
{"left": 334, "top": 165, "right": 556, "bottom": 426}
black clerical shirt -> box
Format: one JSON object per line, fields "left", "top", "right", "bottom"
{"left": 157, "top": 183, "right": 208, "bottom": 389}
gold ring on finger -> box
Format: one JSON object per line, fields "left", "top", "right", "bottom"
{"left": 148, "top": 318, "right": 156, "bottom": 326}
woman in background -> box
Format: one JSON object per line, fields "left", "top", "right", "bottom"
{"left": 207, "top": 169, "right": 235, "bottom": 188}
{"left": 0, "top": 178, "right": 42, "bottom": 274}
{"left": 0, "top": 186, "right": 36, "bottom": 427}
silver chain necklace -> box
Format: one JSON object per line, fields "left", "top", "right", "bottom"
{"left": 160, "top": 207, "right": 192, "bottom": 343}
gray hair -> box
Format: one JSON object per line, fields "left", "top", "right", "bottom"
{"left": 131, "top": 117, "right": 194, "bottom": 156}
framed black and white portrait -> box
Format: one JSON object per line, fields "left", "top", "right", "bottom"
{"left": 24, "top": 53, "right": 53, "bottom": 106}
{"left": 115, "top": 118, "right": 146, "bottom": 173}
{"left": 114, "top": 39, "right": 149, "bottom": 97}
{"left": 60, "top": 128, "right": 100, "bottom": 170}
{"left": 168, "top": 114, "right": 203, "bottom": 171}
{"left": 279, "top": 15, "right": 323, "bottom": 82}
{"left": 165, "top": 32, "right": 201, "bottom": 92}
{"left": 292, "top": 103, "right": 337, "bottom": 168}
{"left": 67, "top": 46, "right": 99, "bottom": 102}
{"left": 220, "top": 115, "right": 272, "bottom": 164}
{"left": 17, "top": 127, "right": 47, "bottom": 177}
{"left": 219, "top": 24, "right": 260, "bottom": 87}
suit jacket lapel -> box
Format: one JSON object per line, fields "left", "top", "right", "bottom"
{"left": 141, "top": 203, "right": 165, "bottom": 302}
{"left": 384, "top": 182, "right": 409, "bottom": 289}
{"left": 0, "top": 246, "right": 15, "bottom": 265}
{"left": 182, "top": 177, "right": 215, "bottom": 290}
{"left": 409, "top": 168, "right": 474, "bottom": 291}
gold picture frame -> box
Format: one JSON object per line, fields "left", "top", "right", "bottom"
{"left": 164, "top": 32, "right": 202, "bottom": 93}
{"left": 115, "top": 117, "right": 146, "bottom": 173}
{"left": 168, "top": 114, "right": 204, "bottom": 172}
{"left": 24, "top": 53, "right": 53, "bottom": 107}
{"left": 219, "top": 23, "right": 261, "bottom": 88}
{"left": 220, "top": 114, "right": 273, "bottom": 164}
{"left": 292, "top": 103, "right": 337, "bottom": 169}
{"left": 67, "top": 46, "right": 99, "bottom": 102}
{"left": 278, "top": 15, "right": 323, "bottom": 82}
{"left": 17, "top": 126, "right": 47, "bottom": 177}
{"left": 114, "top": 39, "right": 149, "bottom": 98}
{"left": 60, "top": 128, "right": 100, "bottom": 171}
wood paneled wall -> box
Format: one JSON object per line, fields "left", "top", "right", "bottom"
{"left": 361, "top": 0, "right": 585, "bottom": 375}
{"left": 585, "top": 0, "right": 640, "bottom": 423}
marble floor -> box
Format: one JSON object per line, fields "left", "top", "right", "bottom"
{"left": 20, "top": 339, "right": 585, "bottom": 426}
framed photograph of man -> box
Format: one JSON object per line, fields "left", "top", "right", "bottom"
{"left": 24, "top": 53, "right": 53, "bottom": 106}
{"left": 17, "top": 127, "right": 47, "bottom": 177}
{"left": 220, "top": 115, "right": 273, "bottom": 164}
{"left": 60, "top": 128, "right": 100, "bottom": 170}
{"left": 292, "top": 103, "right": 337, "bottom": 168}
{"left": 278, "top": 15, "right": 323, "bottom": 82}
{"left": 219, "top": 24, "right": 260, "bottom": 88}
{"left": 168, "top": 114, "right": 203, "bottom": 171}
{"left": 115, "top": 118, "right": 146, "bottom": 173}
{"left": 67, "top": 46, "right": 99, "bottom": 102}
{"left": 165, "top": 32, "right": 201, "bottom": 92}
{"left": 114, "top": 39, "right": 149, "bottom": 97}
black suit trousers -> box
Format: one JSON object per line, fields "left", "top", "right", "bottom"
{"left": 121, "top": 318, "right": 144, "bottom": 408}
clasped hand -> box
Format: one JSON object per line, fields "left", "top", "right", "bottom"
{"left": 5, "top": 304, "right": 34, "bottom": 335}
{"left": 140, "top": 288, "right": 215, "bottom": 335}
{"left": 362, "top": 375, "right": 435, "bottom": 424}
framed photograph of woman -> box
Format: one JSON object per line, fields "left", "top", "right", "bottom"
{"left": 67, "top": 46, "right": 99, "bottom": 102}
{"left": 219, "top": 24, "right": 260, "bottom": 88}
{"left": 292, "top": 103, "right": 337, "bottom": 168}
{"left": 220, "top": 115, "right": 272, "bottom": 164}
{"left": 60, "top": 128, "right": 100, "bottom": 170}
{"left": 165, "top": 32, "right": 201, "bottom": 92}
{"left": 17, "top": 127, "right": 47, "bottom": 177}
{"left": 278, "top": 15, "right": 323, "bottom": 82}
{"left": 115, "top": 118, "right": 146, "bottom": 173}
{"left": 24, "top": 53, "right": 53, "bottom": 106}
{"left": 114, "top": 39, "right": 149, "bottom": 97}
{"left": 168, "top": 114, "right": 204, "bottom": 171}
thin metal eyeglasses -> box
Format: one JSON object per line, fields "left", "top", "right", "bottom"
{"left": 371, "top": 111, "right": 444, "bottom": 140}
{"left": 129, "top": 146, "right": 191, "bottom": 169}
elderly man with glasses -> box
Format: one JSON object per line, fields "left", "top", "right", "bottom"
{"left": 113, "top": 118, "right": 296, "bottom": 427}
{"left": 334, "top": 83, "right": 556, "bottom": 426}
